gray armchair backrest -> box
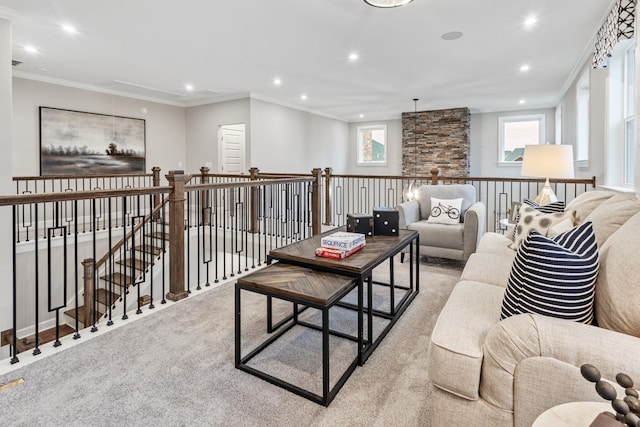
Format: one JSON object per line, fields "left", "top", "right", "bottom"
{"left": 416, "top": 184, "right": 477, "bottom": 220}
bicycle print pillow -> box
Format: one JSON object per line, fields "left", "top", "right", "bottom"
{"left": 426, "top": 197, "right": 463, "bottom": 225}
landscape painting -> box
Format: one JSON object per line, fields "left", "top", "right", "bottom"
{"left": 40, "top": 107, "right": 146, "bottom": 176}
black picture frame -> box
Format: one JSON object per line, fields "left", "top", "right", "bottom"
{"left": 39, "top": 106, "right": 146, "bottom": 176}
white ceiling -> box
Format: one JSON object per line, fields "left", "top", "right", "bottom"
{"left": 1, "top": 0, "right": 613, "bottom": 122}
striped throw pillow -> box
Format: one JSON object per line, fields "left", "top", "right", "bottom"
{"left": 501, "top": 221, "right": 599, "bottom": 324}
{"left": 511, "top": 199, "right": 565, "bottom": 241}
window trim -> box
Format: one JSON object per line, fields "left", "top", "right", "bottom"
{"left": 497, "top": 114, "right": 546, "bottom": 166}
{"left": 356, "top": 124, "right": 388, "bottom": 166}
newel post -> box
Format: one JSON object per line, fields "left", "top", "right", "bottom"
{"left": 311, "top": 168, "right": 322, "bottom": 235}
{"left": 165, "top": 170, "right": 188, "bottom": 302}
{"left": 200, "top": 166, "right": 210, "bottom": 225}
{"left": 82, "top": 258, "right": 95, "bottom": 327}
{"left": 323, "top": 167, "right": 332, "bottom": 226}
{"left": 431, "top": 168, "right": 440, "bottom": 185}
{"left": 152, "top": 167, "right": 161, "bottom": 219}
{"left": 249, "top": 167, "right": 260, "bottom": 233}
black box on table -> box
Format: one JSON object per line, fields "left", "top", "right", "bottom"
{"left": 373, "top": 206, "right": 399, "bottom": 236}
{"left": 346, "top": 213, "right": 373, "bottom": 237}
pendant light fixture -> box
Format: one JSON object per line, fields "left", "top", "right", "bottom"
{"left": 403, "top": 98, "right": 419, "bottom": 200}
{"left": 364, "top": 0, "right": 414, "bottom": 8}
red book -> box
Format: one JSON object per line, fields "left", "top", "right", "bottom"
{"left": 315, "top": 243, "right": 365, "bottom": 259}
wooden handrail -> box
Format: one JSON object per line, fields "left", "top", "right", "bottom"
{"left": 13, "top": 172, "right": 154, "bottom": 181}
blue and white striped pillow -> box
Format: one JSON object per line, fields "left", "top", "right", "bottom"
{"left": 501, "top": 221, "right": 599, "bottom": 324}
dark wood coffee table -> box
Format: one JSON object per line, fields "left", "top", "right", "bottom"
{"left": 235, "top": 262, "right": 361, "bottom": 406}
{"left": 267, "top": 227, "right": 419, "bottom": 363}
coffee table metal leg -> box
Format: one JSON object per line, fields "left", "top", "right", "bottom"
{"left": 358, "top": 277, "right": 363, "bottom": 365}
{"left": 235, "top": 284, "right": 241, "bottom": 367}
{"left": 267, "top": 295, "right": 273, "bottom": 332}
{"left": 367, "top": 274, "right": 373, "bottom": 354}
{"left": 322, "top": 306, "right": 330, "bottom": 406}
{"left": 389, "top": 256, "right": 395, "bottom": 316}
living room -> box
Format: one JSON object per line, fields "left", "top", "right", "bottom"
{"left": 0, "top": 1, "right": 639, "bottom": 426}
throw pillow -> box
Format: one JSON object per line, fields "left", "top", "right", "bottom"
{"left": 510, "top": 204, "right": 576, "bottom": 250}
{"left": 426, "top": 197, "right": 463, "bottom": 225}
{"left": 501, "top": 221, "right": 599, "bottom": 324}
{"left": 511, "top": 199, "right": 565, "bottom": 241}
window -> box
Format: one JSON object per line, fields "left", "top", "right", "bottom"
{"left": 357, "top": 125, "right": 387, "bottom": 166}
{"left": 624, "top": 42, "right": 636, "bottom": 185}
{"left": 498, "top": 114, "right": 545, "bottom": 164}
{"left": 576, "top": 70, "right": 590, "bottom": 164}
{"left": 555, "top": 105, "right": 562, "bottom": 145}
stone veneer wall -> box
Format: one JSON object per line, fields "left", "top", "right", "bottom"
{"left": 402, "top": 107, "right": 470, "bottom": 177}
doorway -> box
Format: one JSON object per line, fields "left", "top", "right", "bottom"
{"left": 218, "top": 123, "right": 246, "bottom": 174}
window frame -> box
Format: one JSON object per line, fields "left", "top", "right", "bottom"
{"left": 356, "top": 124, "right": 388, "bottom": 166}
{"left": 623, "top": 41, "right": 636, "bottom": 186}
{"left": 497, "top": 114, "right": 546, "bottom": 166}
{"left": 575, "top": 70, "right": 590, "bottom": 166}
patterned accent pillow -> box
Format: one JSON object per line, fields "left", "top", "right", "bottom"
{"left": 426, "top": 197, "right": 463, "bottom": 225}
{"left": 510, "top": 204, "right": 576, "bottom": 250}
{"left": 511, "top": 199, "right": 565, "bottom": 241}
{"left": 501, "top": 221, "right": 599, "bottom": 324}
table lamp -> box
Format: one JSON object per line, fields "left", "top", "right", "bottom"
{"left": 520, "top": 144, "right": 575, "bottom": 205}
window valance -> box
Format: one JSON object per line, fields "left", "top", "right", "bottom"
{"left": 593, "top": 0, "right": 636, "bottom": 68}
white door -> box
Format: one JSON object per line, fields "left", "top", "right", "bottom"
{"left": 218, "top": 124, "right": 246, "bottom": 174}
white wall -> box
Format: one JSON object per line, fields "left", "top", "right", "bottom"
{"left": 556, "top": 61, "right": 608, "bottom": 184}
{"left": 346, "top": 119, "right": 402, "bottom": 175}
{"left": 469, "top": 108, "right": 556, "bottom": 177}
{"left": 0, "top": 17, "right": 14, "bottom": 358}
{"left": 185, "top": 98, "right": 250, "bottom": 173}
{"left": 12, "top": 78, "right": 187, "bottom": 178}
{"left": 250, "top": 98, "right": 349, "bottom": 174}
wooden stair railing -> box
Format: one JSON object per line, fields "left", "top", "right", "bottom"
{"left": 70, "top": 174, "right": 195, "bottom": 329}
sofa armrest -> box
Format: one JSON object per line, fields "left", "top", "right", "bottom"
{"left": 480, "top": 313, "right": 640, "bottom": 414}
{"left": 397, "top": 199, "right": 420, "bottom": 228}
{"left": 462, "top": 201, "right": 485, "bottom": 260}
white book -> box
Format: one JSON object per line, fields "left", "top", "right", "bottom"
{"left": 320, "top": 232, "right": 366, "bottom": 251}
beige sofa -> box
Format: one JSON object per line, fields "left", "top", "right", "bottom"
{"left": 427, "top": 190, "right": 640, "bottom": 427}
{"left": 397, "top": 184, "right": 485, "bottom": 261}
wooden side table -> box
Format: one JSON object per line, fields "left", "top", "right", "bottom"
{"left": 532, "top": 401, "right": 612, "bottom": 426}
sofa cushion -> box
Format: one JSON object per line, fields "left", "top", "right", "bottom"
{"left": 416, "top": 184, "right": 476, "bottom": 221}
{"left": 428, "top": 280, "right": 505, "bottom": 400}
{"left": 426, "top": 197, "right": 463, "bottom": 225}
{"left": 476, "top": 232, "right": 515, "bottom": 256}
{"left": 582, "top": 194, "right": 640, "bottom": 247}
{"left": 565, "top": 190, "right": 617, "bottom": 224}
{"left": 460, "top": 252, "right": 515, "bottom": 288}
{"left": 511, "top": 199, "right": 566, "bottom": 240}
{"left": 501, "top": 221, "right": 599, "bottom": 324}
{"left": 595, "top": 211, "right": 640, "bottom": 338}
{"left": 408, "top": 221, "right": 464, "bottom": 250}
{"left": 510, "top": 204, "right": 576, "bottom": 250}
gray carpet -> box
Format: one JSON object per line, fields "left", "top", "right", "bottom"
{"left": 0, "top": 257, "right": 461, "bottom": 426}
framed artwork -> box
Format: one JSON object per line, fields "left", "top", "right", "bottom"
{"left": 357, "top": 124, "right": 387, "bottom": 166}
{"left": 39, "top": 107, "right": 146, "bottom": 176}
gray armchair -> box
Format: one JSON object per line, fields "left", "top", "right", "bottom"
{"left": 397, "top": 184, "right": 485, "bottom": 261}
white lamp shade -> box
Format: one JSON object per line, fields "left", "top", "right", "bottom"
{"left": 520, "top": 144, "right": 575, "bottom": 179}
{"left": 364, "top": 0, "right": 413, "bottom": 7}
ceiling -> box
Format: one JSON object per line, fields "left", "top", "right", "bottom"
{"left": 0, "top": 0, "right": 612, "bottom": 122}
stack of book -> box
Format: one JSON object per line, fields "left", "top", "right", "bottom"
{"left": 315, "top": 231, "right": 366, "bottom": 259}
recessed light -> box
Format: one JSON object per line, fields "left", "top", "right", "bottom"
{"left": 273, "top": 78, "right": 282, "bottom": 86}
{"left": 62, "top": 24, "right": 77, "bottom": 34}
{"left": 524, "top": 15, "right": 537, "bottom": 28}
{"left": 441, "top": 31, "right": 463, "bottom": 41}
{"left": 300, "top": 94, "right": 308, "bottom": 100}
{"left": 24, "top": 45, "right": 38, "bottom": 54}
{"left": 519, "top": 99, "right": 526, "bottom": 105}
{"left": 520, "top": 64, "right": 530, "bottom": 72}
{"left": 185, "top": 84, "right": 194, "bottom": 91}
{"left": 349, "top": 52, "right": 359, "bottom": 62}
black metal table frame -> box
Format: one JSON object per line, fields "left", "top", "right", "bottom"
{"left": 235, "top": 276, "right": 362, "bottom": 407}
{"left": 267, "top": 233, "right": 419, "bottom": 365}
